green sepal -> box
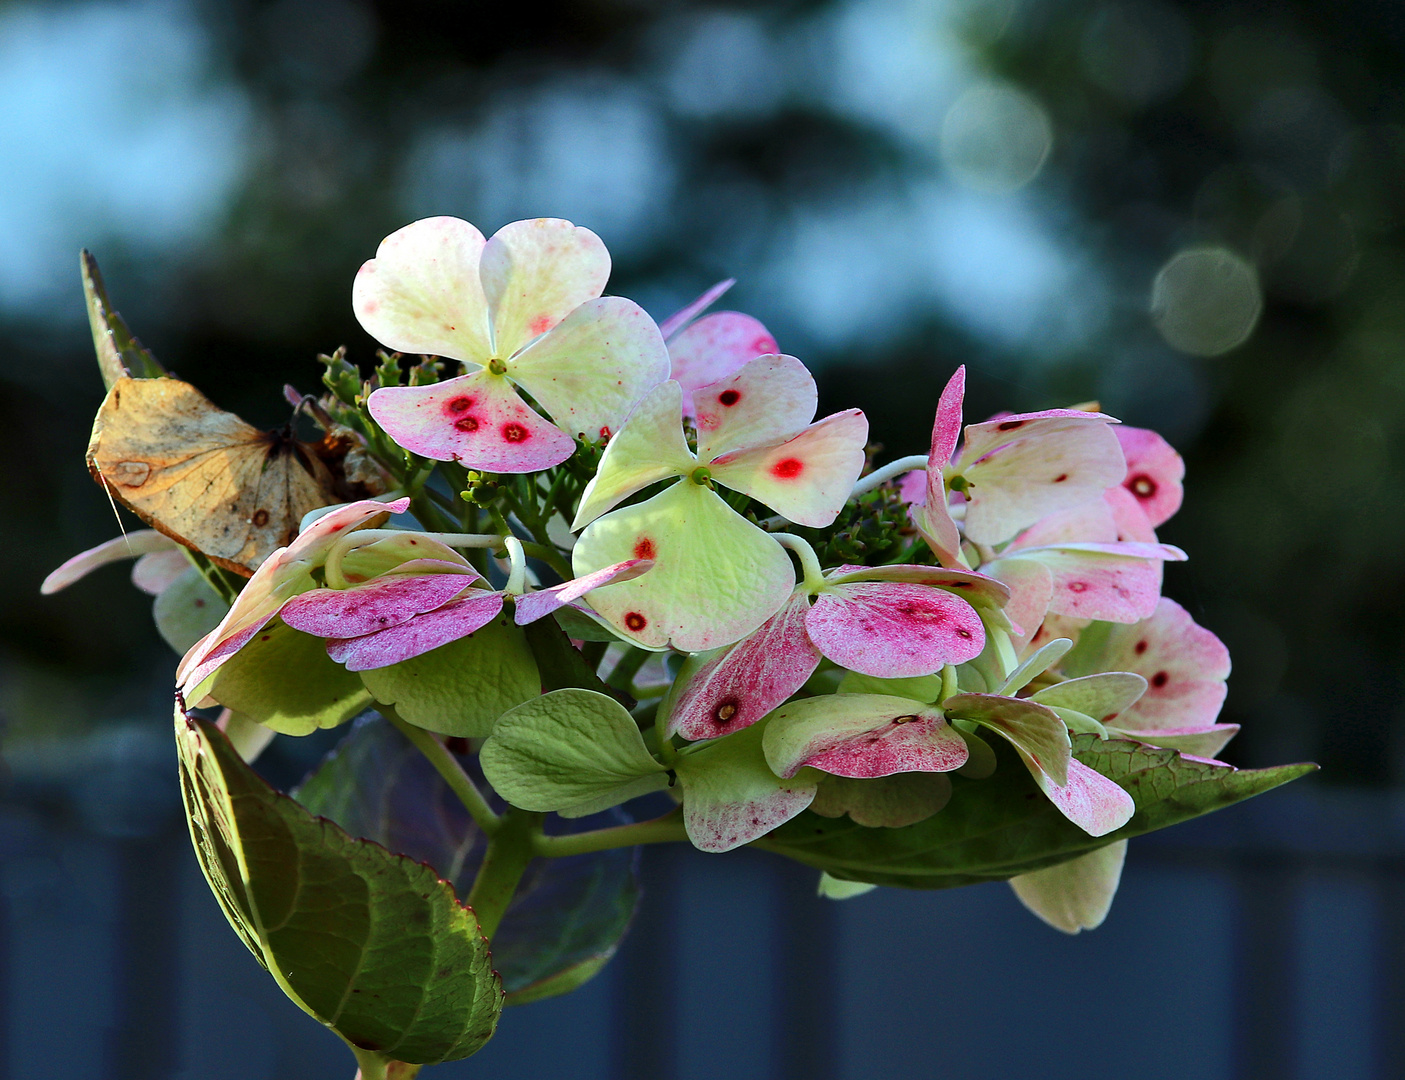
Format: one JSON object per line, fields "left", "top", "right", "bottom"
{"left": 81, "top": 250, "right": 165, "bottom": 388}
{"left": 206, "top": 621, "right": 371, "bottom": 736}
{"left": 175, "top": 710, "right": 502, "bottom": 1065}
{"left": 359, "top": 615, "right": 539, "bottom": 738}
{"left": 480, "top": 689, "right": 668, "bottom": 815}
{"left": 760, "top": 734, "right": 1315, "bottom": 889}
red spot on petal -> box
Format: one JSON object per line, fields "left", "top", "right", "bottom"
{"left": 1053, "top": 473, "right": 1068, "bottom": 482}
{"left": 455, "top": 416, "right": 480, "bottom": 432}
{"left": 752, "top": 336, "right": 777, "bottom": 353}
{"left": 1151, "top": 671, "right": 1169, "bottom": 688}
{"left": 529, "top": 314, "right": 553, "bottom": 335}
{"left": 362, "top": 299, "right": 379, "bottom": 314}
{"left": 446, "top": 396, "right": 475, "bottom": 414}
{"left": 772, "top": 457, "right": 804, "bottom": 480}
{"left": 1129, "top": 474, "right": 1158, "bottom": 499}
{"left": 599, "top": 425, "right": 612, "bottom": 439}
{"left": 1135, "top": 640, "right": 1148, "bottom": 654}
{"left": 624, "top": 612, "right": 648, "bottom": 631}
{"left": 502, "top": 423, "right": 529, "bottom": 443}
{"left": 997, "top": 420, "right": 1025, "bottom": 431}
{"left": 718, "top": 389, "right": 742, "bottom": 407}
{"left": 633, "top": 538, "right": 656, "bottom": 559}
{"left": 714, "top": 699, "right": 739, "bottom": 724}
{"left": 1067, "top": 581, "right": 1088, "bottom": 592}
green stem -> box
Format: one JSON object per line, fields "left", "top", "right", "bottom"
{"left": 532, "top": 809, "right": 687, "bottom": 858}
{"left": 849, "top": 453, "right": 929, "bottom": 498}
{"left": 606, "top": 646, "right": 650, "bottom": 693}
{"left": 349, "top": 1044, "right": 421, "bottom": 1079}
{"left": 519, "top": 540, "right": 574, "bottom": 581}
{"left": 465, "top": 807, "right": 541, "bottom": 939}
{"left": 382, "top": 708, "right": 500, "bottom": 834}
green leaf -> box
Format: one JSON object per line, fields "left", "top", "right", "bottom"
{"left": 759, "top": 734, "right": 1315, "bottom": 889}
{"left": 835, "top": 670, "right": 943, "bottom": 702}
{"left": 359, "top": 615, "right": 539, "bottom": 737}
{"left": 522, "top": 617, "right": 619, "bottom": 697}
{"left": 480, "top": 689, "right": 668, "bottom": 815}
{"left": 295, "top": 715, "right": 640, "bottom": 1006}
{"left": 207, "top": 621, "right": 372, "bottom": 736}
{"left": 153, "top": 566, "right": 229, "bottom": 653}
{"left": 81, "top": 250, "right": 165, "bottom": 388}
{"left": 175, "top": 709, "right": 502, "bottom": 1065}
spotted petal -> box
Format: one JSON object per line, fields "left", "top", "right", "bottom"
{"left": 368, "top": 369, "right": 574, "bottom": 473}
{"left": 693, "top": 354, "right": 817, "bottom": 461}
{"left": 572, "top": 481, "right": 794, "bottom": 652}
{"left": 762, "top": 695, "right": 968, "bottom": 779}
{"left": 826, "top": 564, "right": 1012, "bottom": 617}
{"left": 674, "top": 721, "right": 817, "bottom": 853}
{"left": 1036, "top": 758, "right": 1136, "bottom": 837}
{"left": 805, "top": 582, "right": 984, "bottom": 678}
{"left": 987, "top": 557, "right": 1054, "bottom": 648}
{"left": 955, "top": 410, "right": 1125, "bottom": 544}
{"left": 1062, "top": 598, "right": 1230, "bottom": 732}
{"left": 1000, "top": 542, "right": 1183, "bottom": 624}
{"left": 663, "top": 590, "right": 821, "bottom": 740}
{"left": 570, "top": 381, "right": 694, "bottom": 530}
{"left": 1117, "top": 426, "right": 1184, "bottom": 527}
{"left": 327, "top": 590, "right": 505, "bottom": 671}
{"left": 353, "top": 216, "right": 492, "bottom": 363}
{"left": 511, "top": 559, "right": 653, "bottom": 626}
{"left": 668, "top": 312, "right": 779, "bottom": 418}
{"left": 507, "top": 296, "right": 670, "bottom": 440}
{"left": 281, "top": 574, "right": 479, "bottom": 639}
{"left": 709, "top": 410, "right": 868, "bottom": 527}
{"left": 481, "top": 218, "right": 610, "bottom": 358}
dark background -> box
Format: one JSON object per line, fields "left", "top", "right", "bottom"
{"left": 2, "top": 0, "right": 1402, "bottom": 1076}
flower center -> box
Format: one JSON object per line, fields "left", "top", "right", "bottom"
{"left": 690, "top": 466, "right": 712, "bottom": 487}
{"left": 488, "top": 357, "right": 508, "bottom": 376}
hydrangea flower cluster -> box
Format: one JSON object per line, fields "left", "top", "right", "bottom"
{"left": 52, "top": 218, "right": 1308, "bottom": 1074}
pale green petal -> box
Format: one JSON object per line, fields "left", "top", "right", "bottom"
{"left": 817, "top": 873, "right": 878, "bottom": 900}
{"left": 481, "top": 218, "right": 610, "bottom": 358}
{"left": 573, "top": 481, "right": 794, "bottom": 652}
{"left": 480, "top": 689, "right": 668, "bottom": 814}
{"left": 836, "top": 671, "right": 944, "bottom": 703}
{"left": 1009, "top": 839, "right": 1127, "bottom": 933}
{"left": 1031, "top": 672, "right": 1148, "bottom": 725}
{"left": 571, "top": 381, "right": 694, "bottom": 531}
{"left": 998, "top": 637, "right": 1074, "bottom": 696}
{"left": 943, "top": 693, "right": 1071, "bottom": 787}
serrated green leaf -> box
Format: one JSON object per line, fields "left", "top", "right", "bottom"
{"left": 481, "top": 689, "right": 668, "bottom": 815}
{"left": 759, "top": 734, "right": 1315, "bottom": 888}
{"left": 295, "top": 715, "right": 640, "bottom": 1006}
{"left": 153, "top": 566, "right": 229, "bottom": 653}
{"left": 207, "top": 621, "right": 372, "bottom": 736}
{"left": 81, "top": 250, "right": 165, "bottom": 388}
{"left": 175, "top": 709, "right": 502, "bottom": 1066}
{"left": 359, "top": 615, "right": 539, "bottom": 737}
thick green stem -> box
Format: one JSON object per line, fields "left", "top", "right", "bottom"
{"left": 532, "top": 809, "right": 687, "bottom": 858}
{"left": 465, "top": 807, "right": 541, "bottom": 939}
{"left": 606, "top": 646, "right": 650, "bottom": 694}
{"left": 382, "top": 708, "right": 500, "bottom": 834}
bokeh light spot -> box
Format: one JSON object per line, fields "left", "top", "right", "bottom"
{"left": 1150, "top": 247, "right": 1263, "bottom": 356}
{"left": 940, "top": 83, "right": 1053, "bottom": 193}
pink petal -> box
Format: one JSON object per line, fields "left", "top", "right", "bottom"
{"left": 929, "top": 366, "right": 965, "bottom": 471}
{"left": 658, "top": 278, "right": 734, "bottom": 339}
{"left": 667, "top": 591, "right": 821, "bottom": 740}
{"left": 708, "top": 410, "right": 868, "bottom": 527}
{"left": 480, "top": 218, "right": 610, "bottom": 358}
{"left": 326, "top": 590, "right": 505, "bottom": 671}
{"left": 512, "top": 559, "right": 654, "bottom": 625}
{"left": 507, "top": 296, "right": 671, "bottom": 440}
{"left": 281, "top": 574, "right": 479, "bottom": 638}
{"left": 1097, "top": 598, "right": 1231, "bottom": 731}
{"left": 693, "top": 354, "right": 817, "bottom": 461}
{"left": 367, "top": 369, "right": 575, "bottom": 473}
{"left": 799, "top": 712, "right": 969, "bottom": 779}
{"left": 806, "top": 582, "right": 985, "bottom": 677}
{"left": 178, "top": 615, "right": 277, "bottom": 696}
{"left": 897, "top": 469, "right": 926, "bottom": 506}
{"left": 1116, "top": 426, "right": 1185, "bottom": 527}
{"left": 956, "top": 410, "right": 1127, "bottom": 544}
{"left": 1012, "top": 542, "right": 1184, "bottom": 624}
{"left": 352, "top": 216, "right": 492, "bottom": 363}
{"left": 684, "top": 783, "right": 816, "bottom": 854}
{"left": 988, "top": 557, "right": 1055, "bottom": 649}
{"left": 1035, "top": 758, "right": 1135, "bottom": 838}
{"left": 132, "top": 548, "right": 193, "bottom": 596}
{"left": 1008, "top": 498, "right": 1120, "bottom": 549}
{"left": 825, "top": 563, "right": 1012, "bottom": 612}
{"left": 668, "top": 312, "right": 779, "bottom": 419}
{"left": 41, "top": 530, "right": 176, "bottom": 595}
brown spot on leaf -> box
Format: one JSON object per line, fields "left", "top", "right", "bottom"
{"left": 251, "top": 509, "right": 269, "bottom": 527}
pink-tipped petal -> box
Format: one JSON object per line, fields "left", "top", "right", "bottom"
{"left": 507, "top": 296, "right": 670, "bottom": 440}
{"left": 570, "top": 381, "right": 695, "bottom": 530}
{"left": 898, "top": 469, "right": 926, "bottom": 505}
{"left": 693, "top": 354, "right": 817, "bottom": 461}
{"left": 806, "top": 582, "right": 985, "bottom": 677}
{"left": 667, "top": 590, "right": 821, "bottom": 740}
{"left": 1035, "top": 758, "right": 1135, "bottom": 837}
{"left": 668, "top": 311, "right": 779, "bottom": 418}
{"left": 709, "top": 410, "right": 868, "bottom": 527}
{"left": 41, "top": 530, "right": 177, "bottom": 594}
{"left": 763, "top": 694, "right": 968, "bottom": 778}
{"left": 1008, "top": 498, "right": 1119, "bottom": 549}
{"left": 480, "top": 218, "right": 610, "bottom": 358}
{"left": 512, "top": 559, "right": 654, "bottom": 625}
{"left": 367, "top": 369, "right": 574, "bottom": 473}
{"left": 1013, "top": 546, "right": 1171, "bottom": 623}
{"left": 658, "top": 278, "right": 735, "bottom": 339}
{"left": 987, "top": 557, "right": 1055, "bottom": 648}
{"left": 930, "top": 366, "right": 966, "bottom": 470}
{"left": 1116, "top": 426, "right": 1185, "bottom": 527}
{"left": 353, "top": 216, "right": 492, "bottom": 363}
{"left": 826, "top": 563, "right": 1012, "bottom": 612}
{"left": 281, "top": 574, "right": 479, "bottom": 638}
{"left": 799, "top": 712, "right": 969, "bottom": 779}
{"left": 178, "top": 615, "right": 278, "bottom": 696}
{"left": 956, "top": 410, "right": 1126, "bottom": 544}
{"left": 326, "top": 590, "right": 505, "bottom": 671}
